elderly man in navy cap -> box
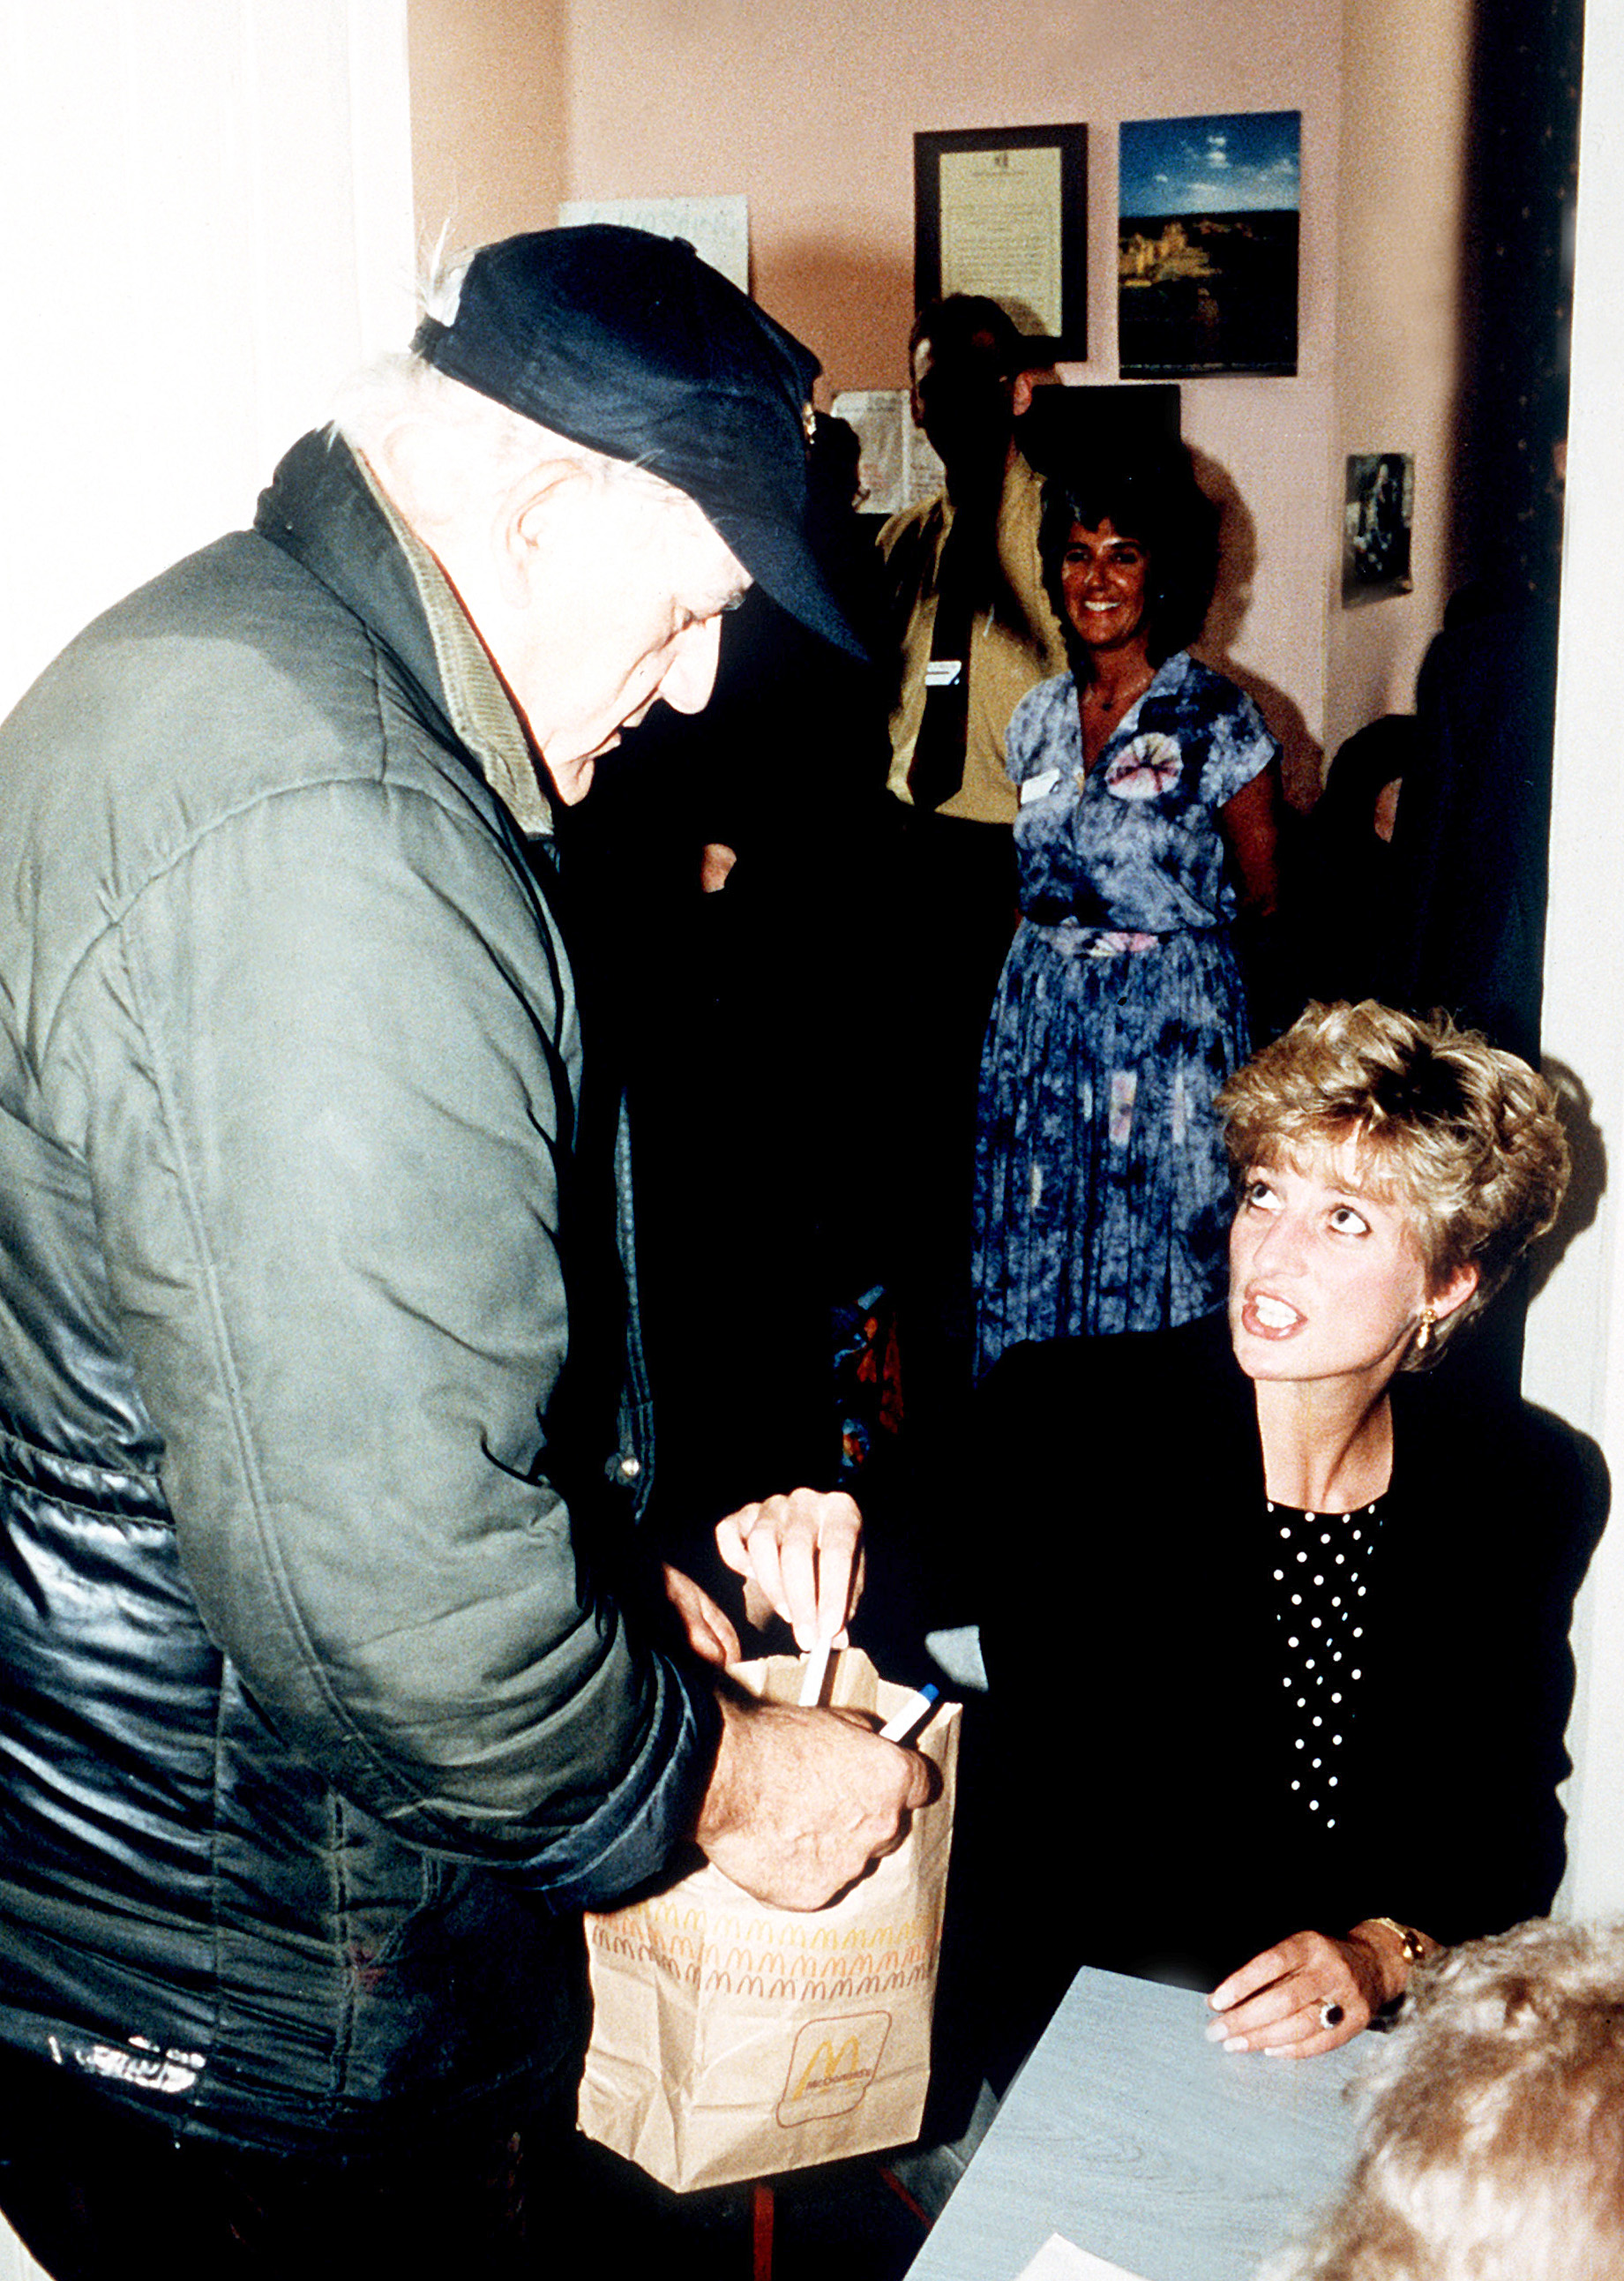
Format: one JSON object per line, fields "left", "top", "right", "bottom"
{"left": 0, "top": 229, "right": 925, "bottom": 2270}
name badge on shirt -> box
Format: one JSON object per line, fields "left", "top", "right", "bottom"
{"left": 924, "top": 660, "right": 963, "bottom": 688}
{"left": 1020, "top": 766, "right": 1064, "bottom": 805}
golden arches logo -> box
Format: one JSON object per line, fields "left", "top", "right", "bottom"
{"left": 594, "top": 1902, "right": 943, "bottom": 1967}
{"left": 790, "top": 2036, "right": 863, "bottom": 2103}
{"left": 776, "top": 2012, "right": 893, "bottom": 2127}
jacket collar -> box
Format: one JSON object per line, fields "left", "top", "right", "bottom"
{"left": 254, "top": 431, "right": 554, "bottom": 839}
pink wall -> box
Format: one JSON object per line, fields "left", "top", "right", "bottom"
{"left": 556, "top": 0, "right": 1342, "bottom": 799}
{"left": 1325, "top": 0, "right": 1472, "bottom": 759}
{"left": 562, "top": 0, "right": 1335, "bottom": 392}
{"left": 409, "top": 0, "right": 566, "bottom": 252}
{"left": 407, "top": 1, "right": 1476, "bottom": 804}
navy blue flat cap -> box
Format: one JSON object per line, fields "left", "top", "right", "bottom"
{"left": 413, "top": 225, "right": 864, "bottom": 658}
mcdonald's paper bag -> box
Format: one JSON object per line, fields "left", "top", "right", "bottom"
{"left": 577, "top": 1650, "right": 959, "bottom": 2192}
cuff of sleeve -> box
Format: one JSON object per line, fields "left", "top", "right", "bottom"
{"left": 524, "top": 1651, "right": 721, "bottom": 1912}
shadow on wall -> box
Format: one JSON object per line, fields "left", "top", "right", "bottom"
{"left": 1531, "top": 1058, "right": 1606, "bottom": 1314}
{"left": 760, "top": 242, "right": 918, "bottom": 395}
{"left": 1191, "top": 446, "right": 1322, "bottom": 814}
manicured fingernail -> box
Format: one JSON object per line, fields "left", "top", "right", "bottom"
{"left": 1223, "top": 2037, "right": 1247, "bottom": 2054}
{"left": 1204, "top": 2021, "right": 1229, "bottom": 2043}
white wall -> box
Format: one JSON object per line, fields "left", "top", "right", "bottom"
{"left": 0, "top": 0, "right": 418, "bottom": 717}
{"left": 1525, "top": 0, "right": 1624, "bottom": 1920}
{"left": 0, "top": 19, "right": 415, "bottom": 2267}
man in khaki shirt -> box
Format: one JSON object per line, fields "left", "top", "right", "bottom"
{"left": 879, "top": 315, "right": 1066, "bottom": 823}
{"left": 878, "top": 296, "right": 1066, "bottom": 1454}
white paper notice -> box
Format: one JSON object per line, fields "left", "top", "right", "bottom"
{"left": 830, "top": 389, "right": 946, "bottom": 519}
{"left": 557, "top": 195, "right": 749, "bottom": 291}
{"left": 1014, "top": 2234, "right": 1150, "bottom": 2281}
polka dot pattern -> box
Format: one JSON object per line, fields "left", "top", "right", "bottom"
{"left": 1269, "top": 1498, "right": 1383, "bottom": 1834}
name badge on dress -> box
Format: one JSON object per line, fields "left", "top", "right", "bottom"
{"left": 1019, "top": 766, "right": 1063, "bottom": 806}
{"left": 924, "top": 660, "right": 963, "bottom": 687}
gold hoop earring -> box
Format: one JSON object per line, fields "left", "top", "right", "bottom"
{"left": 1414, "top": 1306, "right": 1437, "bottom": 1354}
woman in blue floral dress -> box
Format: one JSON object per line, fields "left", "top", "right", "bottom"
{"left": 972, "top": 447, "right": 1282, "bottom": 1376}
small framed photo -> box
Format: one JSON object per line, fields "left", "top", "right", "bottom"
{"left": 1343, "top": 454, "right": 1415, "bottom": 604}
{"left": 914, "top": 123, "right": 1088, "bottom": 359}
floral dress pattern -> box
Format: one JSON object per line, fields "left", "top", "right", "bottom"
{"left": 972, "top": 649, "right": 1278, "bottom": 1377}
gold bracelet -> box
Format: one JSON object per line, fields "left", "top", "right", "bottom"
{"left": 1365, "top": 1915, "right": 1428, "bottom": 1964}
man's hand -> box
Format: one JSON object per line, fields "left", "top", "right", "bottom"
{"left": 715, "top": 1489, "right": 864, "bottom": 1652}
{"left": 692, "top": 1688, "right": 931, "bottom": 1910}
{"left": 661, "top": 1564, "right": 741, "bottom": 1668}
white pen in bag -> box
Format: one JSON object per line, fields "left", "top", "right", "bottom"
{"left": 879, "top": 1683, "right": 940, "bottom": 1744}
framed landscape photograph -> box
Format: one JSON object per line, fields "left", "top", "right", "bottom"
{"left": 915, "top": 123, "right": 1088, "bottom": 359}
{"left": 1118, "top": 111, "right": 1300, "bottom": 377}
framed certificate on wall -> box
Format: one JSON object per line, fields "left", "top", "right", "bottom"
{"left": 914, "top": 124, "right": 1088, "bottom": 359}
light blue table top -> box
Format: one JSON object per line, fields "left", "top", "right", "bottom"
{"left": 908, "top": 1965, "right": 1369, "bottom": 2281}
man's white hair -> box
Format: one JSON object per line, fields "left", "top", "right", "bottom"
{"left": 329, "top": 238, "right": 680, "bottom": 532}
{"left": 328, "top": 349, "right": 677, "bottom": 526}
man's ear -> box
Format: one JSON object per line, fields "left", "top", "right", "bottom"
{"left": 1010, "top": 370, "right": 1035, "bottom": 418}
{"left": 501, "top": 458, "right": 587, "bottom": 604}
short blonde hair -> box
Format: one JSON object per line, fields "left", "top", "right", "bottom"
{"left": 1262, "top": 1919, "right": 1624, "bottom": 2281}
{"left": 1216, "top": 1002, "right": 1569, "bottom": 1364}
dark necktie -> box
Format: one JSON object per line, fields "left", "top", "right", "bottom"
{"left": 907, "top": 511, "right": 977, "bottom": 812}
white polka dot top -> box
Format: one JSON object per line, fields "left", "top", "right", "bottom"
{"left": 1268, "top": 1497, "right": 1384, "bottom": 1835}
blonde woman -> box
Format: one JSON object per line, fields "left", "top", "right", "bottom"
{"left": 976, "top": 1002, "right": 1603, "bottom": 2067}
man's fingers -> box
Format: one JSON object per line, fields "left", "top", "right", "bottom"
{"left": 693, "top": 1693, "right": 934, "bottom": 1911}
{"left": 713, "top": 1489, "right": 865, "bottom": 1649}
{"left": 896, "top": 1743, "right": 934, "bottom": 1811}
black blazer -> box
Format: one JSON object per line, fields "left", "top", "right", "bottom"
{"left": 975, "top": 1313, "right": 1605, "bottom": 1993}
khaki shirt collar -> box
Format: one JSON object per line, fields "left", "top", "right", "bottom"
{"left": 356, "top": 455, "right": 553, "bottom": 839}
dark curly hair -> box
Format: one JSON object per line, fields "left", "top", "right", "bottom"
{"left": 1037, "top": 444, "right": 1221, "bottom": 674}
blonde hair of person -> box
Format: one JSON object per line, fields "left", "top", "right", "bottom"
{"left": 1217, "top": 1001, "right": 1569, "bottom": 1365}
{"left": 1262, "top": 1917, "right": 1624, "bottom": 2281}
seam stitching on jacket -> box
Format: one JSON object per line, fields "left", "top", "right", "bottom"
{"left": 94, "top": 799, "right": 490, "bottom": 1821}
{"left": 40, "top": 759, "right": 504, "bottom": 1079}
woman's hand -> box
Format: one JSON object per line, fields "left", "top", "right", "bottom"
{"left": 1218, "top": 761, "right": 1283, "bottom": 919}
{"left": 660, "top": 1564, "right": 742, "bottom": 1669}
{"left": 1205, "top": 1922, "right": 1415, "bottom": 2055}
{"left": 714, "top": 1489, "right": 865, "bottom": 1653}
